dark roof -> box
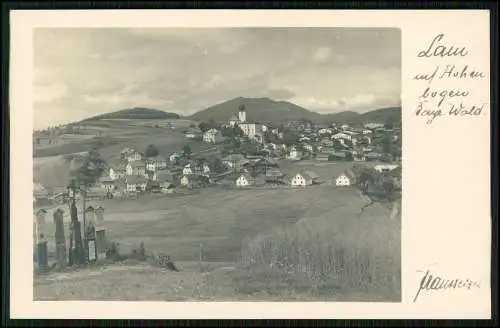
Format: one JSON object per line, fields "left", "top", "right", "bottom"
{"left": 147, "top": 155, "right": 167, "bottom": 162}
{"left": 126, "top": 175, "right": 147, "bottom": 184}
{"left": 296, "top": 170, "right": 318, "bottom": 181}
{"left": 129, "top": 161, "right": 145, "bottom": 168}
{"left": 341, "top": 169, "right": 357, "bottom": 180}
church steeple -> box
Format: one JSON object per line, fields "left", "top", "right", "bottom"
{"left": 238, "top": 104, "right": 247, "bottom": 123}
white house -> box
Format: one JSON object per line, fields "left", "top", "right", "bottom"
{"left": 287, "top": 146, "right": 303, "bottom": 160}
{"left": 302, "top": 144, "right": 314, "bottom": 152}
{"left": 125, "top": 175, "right": 147, "bottom": 192}
{"left": 146, "top": 155, "right": 167, "bottom": 171}
{"left": 203, "top": 128, "right": 224, "bottom": 144}
{"left": 239, "top": 123, "right": 257, "bottom": 139}
{"left": 202, "top": 163, "right": 211, "bottom": 175}
{"left": 362, "top": 129, "right": 373, "bottom": 135}
{"left": 290, "top": 171, "right": 319, "bottom": 187}
{"left": 121, "top": 148, "right": 142, "bottom": 162}
{"left": 374, "top": 164, "right": 399, "bottom": 173}
{"left": 169, "top": 153, "right": 182, "bottom": 163}
{"left": 364, "top": 122, "right": 384, "bottom": 129}
{"left": 236, "top": 174, "right": 253, "bottom": 187}
{"left": 318, "top": 128, "right": 332, "bottom": 135}
{"left": 99, "top": 176, "right": 115, "bottom": 191}
{"left": 332, "top": 132, "right": 352, "bottom": 141}
{"left": 126, "top": 161, "right": 146, "bottom": 176}
{"left": 183, "top": 164, "right": 194, "bottom": 176}
{"left": 109, "top": 166, "right": 126, "bottom": 180}
{"left": 203, "top": 128, "right": 218, "bottom": 143}
{"left": 222, "top": 154, "right": 248, "bottom": 169}
{"left": 229, "top": 113, "right": 239, "bottom": 127}
{"left": 341, "top": 124, "right": 350, "bottom": 131}
{"left": 182, "top": 163, "right": 210, "bottom": 176}
{"left": 336, "top": 169, "right": 357, "bottom": 186}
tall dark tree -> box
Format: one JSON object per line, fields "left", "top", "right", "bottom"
{"left": 71, "top": 148, "right": 106, "bottom": 188}
{"left": 145, "top": 144, "right": 159, "bottom": 157}
{"left": 182, "top": 145, "right": 192, "bottom": 158}
{"left": 198, "top": 122, "right": 210, "bottom": 133}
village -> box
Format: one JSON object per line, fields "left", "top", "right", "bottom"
{"left": 33, "top": 104, "right": 402, "bottom": 206}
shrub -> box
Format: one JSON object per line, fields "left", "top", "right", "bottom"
{"left": 240, "top": 213, "right": 401, "bottom": 298}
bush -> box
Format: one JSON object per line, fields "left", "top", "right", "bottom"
{"left": 240, "top": 213, "right": 401, "bottom": 298}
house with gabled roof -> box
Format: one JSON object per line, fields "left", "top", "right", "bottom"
{"left": 146, "top": 155, "right": 168, "bottom": 171}
{"left": 125, "top": 175, "right": 148, "bottom": 192}
{"left": 126, "top": 161, "right": 146, "bottom": 176}
{"left": 121, "top": 148, "right": 142, "bottom": 162}
{"left": 336, "top": 169, "right": 357, "bottom": 186}
{"left": 99, "top": 176, "right": 115, "bottom": 191}
{"left": 109, "top": 164, "right": 127, "bottom": 180}
{"left": 289, "top": 170, "right": 319, "bottom": 187}
{"left": 222, "top": 154, "right": 248, "bottom": 169}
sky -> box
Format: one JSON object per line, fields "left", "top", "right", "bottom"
{"left": 34, "top": 28, "right": 401, "bottom": 130}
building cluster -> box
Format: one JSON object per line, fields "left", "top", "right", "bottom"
{"left": 33, "top": 104, "right": 402, "bottom": 204}
{"left": 187, "top": 105, "right": 402, "bottom": 164}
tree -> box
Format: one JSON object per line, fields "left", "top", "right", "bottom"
{"left": 282, "top": 129, "right": 298, "bottom": 146}
{"left": 384, "top": 118, "right": 395, "bottom": 130}
{"left": 198, "top": 122, "right": 210, "bottom": 133}
{"left": 211, "top": 157, "right": 225, "bottom": 173}
{"left": 182, "top": 145, "right": 192, "bottom": 158}
{"left": 145, "top": 144, "right": 159, "bottom": 157}
{"left": 70, "top": 148, "right": 106, "bottom": 189}
{"left": 381, "top": 135, "right": 393, "bottom": 155}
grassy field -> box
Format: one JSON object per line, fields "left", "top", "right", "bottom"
{"left": 33, "top": 119, "right": 207, "bottom": 188}
{"left": 33, "top": 118, "right": 400, "bottom": 301}
{"left": 34, "top": 185, "right": 400, "bottom": 301}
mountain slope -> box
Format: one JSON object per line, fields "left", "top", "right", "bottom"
{"left": 81, "top": 107, "right": 181, "bottom": 121}
{"left": 190, "top": 97, "right": 400, "bottom": 124}
{"left": 357, "top": 107, "right": 401, "bottom": 123}
{"left": 190, "top": 97, "right": 323, "bottom": 123}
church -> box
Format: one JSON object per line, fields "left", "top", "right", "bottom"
{"left": 228, "top": 104, "right": 260, "bottom": 139}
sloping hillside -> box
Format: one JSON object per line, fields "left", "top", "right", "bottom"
{"left": 190, "top": 97, "right": 323, "bottom": 123}
{"left": 357, "top": 107, "right": 401, "bottom": 124}
{"left": 81, "top": 107, "right": 181, "bottom": 121}
{"left": 189, "top": 97, "right": 400, "bottom": 125}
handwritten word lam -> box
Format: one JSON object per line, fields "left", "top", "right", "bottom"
{"left": 418, "top": 34, "right": 469, "bottom": 58}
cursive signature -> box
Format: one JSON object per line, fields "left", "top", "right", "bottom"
{"left": 413, "top": 269, "right": 481, "bottom": 302}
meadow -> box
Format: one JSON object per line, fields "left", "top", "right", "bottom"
{"left": 33, "top": 118, "right": 401, "bottom": 301}
{"left": 34, "top": 185, "right": 400, "bottom": 301}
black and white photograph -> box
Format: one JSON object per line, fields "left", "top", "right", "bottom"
{"left": 32, "top": 27, "right": 403, "bottom": 302}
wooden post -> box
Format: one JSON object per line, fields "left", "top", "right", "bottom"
{"left": 36, "top": 235, "right": 49, "bottom": 270}
{"left": 70, "top": 199, "right": 85, "bottom": 265}
{"left": 53, "top": 209, "right": 67, "bottom": 269}
{"left": 95, "top": 229, "right": 107, "bottom": 260}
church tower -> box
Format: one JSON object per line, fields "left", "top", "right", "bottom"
{"left": 238, "top": 104, "right": 247, "bottom": 123}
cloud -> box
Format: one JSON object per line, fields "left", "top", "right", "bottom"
{"left": 34, "top": 84, "right": 68, "bottom": 103}
{"left": 33, "top": 27, "right": 401, "bottom": 129}
{"left": 312, "top": 47, "right": 333, "bottom": 64}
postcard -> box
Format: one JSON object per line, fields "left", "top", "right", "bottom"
{"left": 9, "top": 9, "right": 491, "bottom": 319}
